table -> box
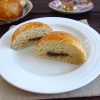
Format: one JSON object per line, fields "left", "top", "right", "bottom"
{"left": 0, "top": 0, "right": 100, "bottom": 100}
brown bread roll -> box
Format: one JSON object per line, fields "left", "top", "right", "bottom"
{"left": 0, "top": 0, "right": 23, "bottom": 21}
{"left": 34, "top": 31, "right": 86, "bottom": 64}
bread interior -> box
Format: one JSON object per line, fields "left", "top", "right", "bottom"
{"left": 34, "top": 41, "right": 86, "bottom": 64}
{"left": 11, "top": 28, "right": 49, "bottom": 49}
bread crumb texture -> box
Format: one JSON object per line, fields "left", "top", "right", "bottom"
{"left": 11, "top": 22, "right": 53, "bottom": 50}
{"left": 34, "top": 31, "right": 86, "bottom": 64}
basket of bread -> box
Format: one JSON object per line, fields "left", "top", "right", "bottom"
{"left": 0, "top": 0, "right": 33, "bottom": 25}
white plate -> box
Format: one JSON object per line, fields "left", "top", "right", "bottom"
{"left": 49, "top": 1, "right": 94, "bottom": 14}
{"left": 0, "top": 17, "right": 100, "bottom": 94}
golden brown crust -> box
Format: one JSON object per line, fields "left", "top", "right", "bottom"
{"left": 12, "top": 22, "right": 52, "bottom": 42}
{"left": 37, "top": 31, "right": 81, "bottom": 47}
{"left": 0, "top": 0, "right": 23, "bottom": 21}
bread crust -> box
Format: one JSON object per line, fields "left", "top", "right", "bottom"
{"left": 12, "top": 22, "right": 52, "bottom": 42}
{"left": 37, "top": 31, "right": 84, "bottom": 51}
{"left": 0, "top": 0, "right": 23, "bottom": 21}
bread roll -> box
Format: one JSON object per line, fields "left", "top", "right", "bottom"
{"left": 34, "top": 31, "right": 86, "bottom": 64}
{"left": 0, "top": 0, "right": 23, "bottom": 21}
{"left": 11, "top": 22, "right": 53, "bottom": 50}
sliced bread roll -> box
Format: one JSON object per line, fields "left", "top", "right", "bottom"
{"left": 11, "top": 22, "right": 53, "bottom": 50}
{"left": 34, "top": 31, "right": 86, "bottom": 64}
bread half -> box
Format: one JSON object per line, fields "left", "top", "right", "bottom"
{"left": 34, "top": 31, "right": 86, "bottom": 64}
{"left": 11, "top": 22, "right": 53, "bottom": 50}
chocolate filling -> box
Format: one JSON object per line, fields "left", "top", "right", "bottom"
{"left": 28, "top": 37, "right": 42, "bottom": 41}
{"left": 47, "top": 52, "right": 69, "bottom": 56}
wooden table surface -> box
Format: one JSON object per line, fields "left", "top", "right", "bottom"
{"left": 0, "top": 0, "right": 100, "bottom": 100}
